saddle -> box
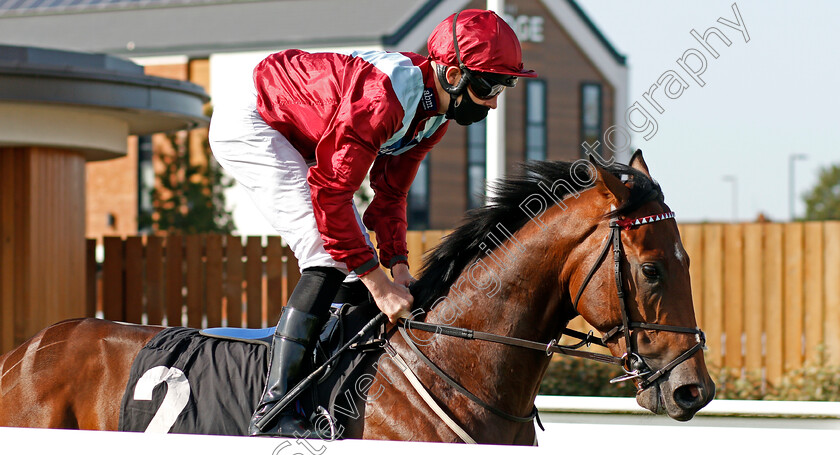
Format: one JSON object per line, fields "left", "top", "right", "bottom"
{"left": 118, "top": 287, "right": 386, "bottom": 437}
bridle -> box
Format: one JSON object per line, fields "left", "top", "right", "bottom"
{"left": 570, "top": 211, "right": 706, "bottom": 390}
{"left": 389, "top": 210, "right": 706, "bottom": 434}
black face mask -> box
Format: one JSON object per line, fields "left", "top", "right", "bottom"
{"left": 445, "top": 91, "right": 490, "bottom": 126}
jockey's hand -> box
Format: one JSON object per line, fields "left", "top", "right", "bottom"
{"left": 360, "top": 267, "right": 413, "bottom": 324}
{"left": 391, "top": 263, "right": 417, "bottom": 288}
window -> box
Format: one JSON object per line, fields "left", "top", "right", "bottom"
{"left": 525, "top": 80, "right": 547, "bottom": 162}
{"left": 407, "top": 155, "right": 430, "bottom": 229}
{"left": 137, "top": 135, "right": 154, "bottom": 233}
{"left": 580, "top": 83, "right": 602, "bottom": 157}
{"left": 466, "top": 118, "right": 487, "bottom": 210}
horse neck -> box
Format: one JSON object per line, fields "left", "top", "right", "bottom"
{"left": 420, "top": 199, "right": 594, "bottom": 419}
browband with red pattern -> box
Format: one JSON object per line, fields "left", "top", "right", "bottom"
{"left": 615, "top": 211, "right": 676, "bottom": 230}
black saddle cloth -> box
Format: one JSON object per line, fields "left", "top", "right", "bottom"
{"left": 118, "top": 299, "right": 384, "bottom": 436}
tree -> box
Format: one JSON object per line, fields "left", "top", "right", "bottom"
{"left": 804, "top": 163, "right": 840, "bottom": 221}
{"left": 139, "top": 128, "right": 236, "bottom": 234}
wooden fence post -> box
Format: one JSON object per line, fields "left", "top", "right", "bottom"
{"left": 784, "top": 224, "right": 804, "bottom": 372}
{"left": 146, "top": 236, "right": 165, "bottom": 326}
{"left": 824, "top": 222, "right": 840, "bottom": 365}
{"left": 764, "top": 224, "right": 784, "bottom": 384}
{"left": 407, "top": 231, "right": 424, "bottom": 271}
{"left": 724, "top": 224, "right": 744, "bottom": 372}
{"left": 743, "top": 223, "right": 764, "bottom": 372}
{"left": 702, "top": 224, "right": 724, "bottom": 369}
{"left": 678, "top": 224, "right": 703, "bottom": 328}
{"left": 124, "top": 236, "right": 144, "bottom": 324}
{"left": 266, "top": 236, "right": 285, "bottom": 325}
{"left": 285, "top": 245, "right": 300, "bottom": 309}
{"left": 165, "top": 235, "right": 184, "bottom": 327}
{"left": 245, "top": 236, "right": 263, "bottom": 328}
{"left": 205, "top": 234, "right": 223, "bottom": 328}
{"left": 225, "top": 235, "right": 243, "bottom": 328}
{"left": 803, "top": 222, "right": 825, "bottom": 362}
{"left": 102, "top": 236, "right": 125, "bottom": 321}
{"left": 185, "top": 235, "right": 204, "bottom": 328}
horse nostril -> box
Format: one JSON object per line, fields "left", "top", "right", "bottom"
{"left": 674, "top": 384, "right": 703, "bottom": 409}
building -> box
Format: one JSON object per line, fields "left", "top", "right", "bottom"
{"left": 0, "top": 44, "right": 208, "bottom": 351}
{"left": 0, "top": 0, "right": 627, "bottom": 236}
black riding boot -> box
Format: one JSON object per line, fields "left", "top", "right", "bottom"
{"left": 248, "top": 307, "right": 321, "bottom": 436}
{"left": 249, "top": 266, "right": 345, "bottom": 437}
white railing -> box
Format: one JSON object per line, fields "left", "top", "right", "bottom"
{"left": 2, "top": 398, "right": 839, "bottom": 454}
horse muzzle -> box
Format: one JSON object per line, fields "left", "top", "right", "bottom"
{"left": 635, "top": 358, "right": 715, "bottom": 421}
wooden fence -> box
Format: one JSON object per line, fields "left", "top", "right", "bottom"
{"left": 88, "top": 222, "right": 840, "bottom": 382}
{"left": 88, "top": 231, "right": 449, "bottom": 329}
{"left": 677, "top": 222, "right": 840, "bottom": 384}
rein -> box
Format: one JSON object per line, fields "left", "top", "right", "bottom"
{"left": 388, "top": 211, "right": 706, "bottom": 441}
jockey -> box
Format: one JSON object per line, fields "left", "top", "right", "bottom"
{"left": 209, "top": 9, "right": 536, "bottom": 437}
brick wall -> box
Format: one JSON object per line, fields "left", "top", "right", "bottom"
{"left": 86, "top": 137, "right": 138, "bottom": 239}
{"left": 85, "top": 61, "right": 210, "bottom": 241}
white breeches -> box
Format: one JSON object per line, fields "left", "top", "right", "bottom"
{"left": 208, "top": 82, "right": 373, "bottom": 279}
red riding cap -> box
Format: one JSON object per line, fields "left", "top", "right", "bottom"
{"left": 427, "top": 9, "right": 537, "bottom": 78}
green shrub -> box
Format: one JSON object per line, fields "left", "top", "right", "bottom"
{"left": 711, "top": 368, "right": 766, "bottom": 400}
{"left": 541, "top": 347, "right": 840, "bottom": 401}
{"left": 539, "top": 357, "right": 636, "bottom": 397}
{"left": 714, "top": 349, "right": 840, "bottom": 401}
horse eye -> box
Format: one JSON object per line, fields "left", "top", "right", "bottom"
{"left": 641, "top": 263, "right": 660, "bottom": 280}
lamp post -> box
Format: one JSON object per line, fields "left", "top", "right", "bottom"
{"left": 485, "top": 0, "right": 506, "bottom": 200}
{"left": 789, "top": 154, "right": 807, "bottom": 221}
{"left": 722, "top": 175, "right": 738, "bottom": 222}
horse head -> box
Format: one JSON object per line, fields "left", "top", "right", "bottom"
{"left": 397, "top": 151, "right": 714, "bottom": 443}
{"left": 563, "top": 150, "right": 714, "bottom": 421}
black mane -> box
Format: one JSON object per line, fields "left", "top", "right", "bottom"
{"left": 412, "top": 159, "right": 663, "bottom": 308}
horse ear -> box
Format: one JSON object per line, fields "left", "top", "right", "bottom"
{"left": 629, "top": 149, "right": 652, "bottom": 178}
{"left": 588, "top": 156, "right": 630, "bottom": 203}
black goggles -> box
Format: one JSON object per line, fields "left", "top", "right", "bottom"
{"left": 463, "top": 69, "right": 518, "bottom": 100}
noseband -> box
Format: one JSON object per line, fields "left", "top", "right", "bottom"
{"left": 572, "top": 211, "right": 706, "bottom": 390}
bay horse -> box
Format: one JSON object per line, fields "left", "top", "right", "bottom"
{"left": 0, "top": 151, "right": 713, "bottom": 444}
